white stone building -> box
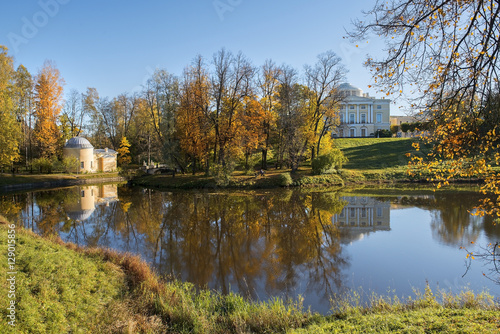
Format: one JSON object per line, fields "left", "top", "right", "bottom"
{"left": 333, "top": 83, "right": 391, "bottom": 137}
{"left": 63, "top": 136, "right": 117, "bottom": 173}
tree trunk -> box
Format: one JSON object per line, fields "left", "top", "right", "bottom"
{"left": 261, "top": 149, "right": 267, "bottom": 169}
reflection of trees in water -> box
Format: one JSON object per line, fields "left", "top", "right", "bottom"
{"left": 58, "top": 187, "right": 350, "bottom": 302}
{"left": 428, "top": 193, "right": 485, "bottom": 246}
{"left": 388, "top": 192, "right": 488, "bottom": 246}
{"left": 6, "top": 189, "right": 80, "bottom": 235}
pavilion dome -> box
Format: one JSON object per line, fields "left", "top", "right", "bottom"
{"left": 64, "top": 136, "right": 94, "bottom": 149}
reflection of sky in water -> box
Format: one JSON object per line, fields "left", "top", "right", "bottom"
{"left": 2, "top": 186, "right": 499, "bottom": 314}
{"left": 347, "top": 207, "right": 486, "bottom": 296}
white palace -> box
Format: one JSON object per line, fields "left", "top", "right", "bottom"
{"left": 333, "top": 83, "right": 391, "bottom": 137}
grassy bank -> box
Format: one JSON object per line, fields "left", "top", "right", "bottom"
{"left": 132, "top": 138, "right": 417, "bottom": 190}
{"left": 131, "top": 168, "right": 345, "bottom": 190}
{"left": 0, "top": 172, "right": 121, "bottom": 187}
{"left": 1, "top": 221, "right": 498, "bottom": 333}
{"left": 335, "top": 137, "right": 419, "bottom": 182}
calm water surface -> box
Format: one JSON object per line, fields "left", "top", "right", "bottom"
{"left": 1, "top": 184, "right": 499, "bottom": 313}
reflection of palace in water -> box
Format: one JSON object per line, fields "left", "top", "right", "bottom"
{"left": 65, "top": 185, "right": 118, "bottom": 222}
{"left": 332, "top": 196, "right": 391, "bottom": 243}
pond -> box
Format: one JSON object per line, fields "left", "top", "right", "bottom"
{"left": 1, "top": 184, "right": 499, "bottom": 314}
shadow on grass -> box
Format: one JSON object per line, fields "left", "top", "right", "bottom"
{"left": 342, "top": 140, "right": 415, "bottom": 170}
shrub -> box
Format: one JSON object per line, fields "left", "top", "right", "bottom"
{"left": 61, "top": 156, "right": 79, "bottom": 173}
{"left": 311, "top": 148, "right": 348, "bottom": 175}
{"left": 375, "top": 129, "right": 393, "bottom": 138}
{"left": 279, "top": 172, "right": 293, "bottom": 187}
{"left": 209, "top": 162, "right": 235, "bottom": 187}
{"left": 32, "top": 157, "right": 53, "bottom": 174}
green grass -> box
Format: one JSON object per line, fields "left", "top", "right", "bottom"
{"left": 291, "top": 288, "right": 500, "bottom": 333}
{"left": 335, "top": 138, "right": 417, "bottom": 170}
{"left": 1, "top": 220, "right": 499, "bottom": 333}
{"left": 333, "top": 138, "right": 427, "bottom": 182}
{"left": 0, "top": 219, "right": 126, "bottom": 333}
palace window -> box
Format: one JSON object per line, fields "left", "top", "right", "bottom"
{"left": 350, "top": 105, "right": 355, "bottom": 109}
{"left": 349, "top": 113, "right": 355, "bottom": 124}
{"left": 361, "top": 128, "right": 367, "bottom": 137}
{"left": 361, "top": 114, "right": 366, "bottom": 123}
{"left": 376, "top": 113, "right": 382, "bottom": 123}
{"left": 361, "top": 105, "right": 366, "bottom": 110}
{"left": 377, "top": 105, "right": 382, "bottom": 109}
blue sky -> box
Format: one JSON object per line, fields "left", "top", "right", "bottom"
{"left": 1, "top": 0, "right": 406, "bottom": 115}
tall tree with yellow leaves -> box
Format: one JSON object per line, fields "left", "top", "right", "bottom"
{"left": 117, "top": 136, "right": 132, "bottom": 165}
{"left": 33, "top": 60, "right": 64, "bottom": 158}
{"left": 177, "top": 57, "right": 213, "bottom": 174}
{"left": 0, "top": 45, "right": 21, "bottom": 170}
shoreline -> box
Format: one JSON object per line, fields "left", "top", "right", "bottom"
{"left": 0, "top": 175, "right": 127, "bottom": 194}
{"left": 129, "top": 170, "right": 483, "bottom": 192}
{"left": 0, "top": 169, "right": 483, "bottom": 194}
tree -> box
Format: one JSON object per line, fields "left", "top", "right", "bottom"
{"left": 61, "top": 89, "right": 85, "bottom": 139}
{"left": 117, "top": 136, "right": 131, "bottom": 165}
{"left": 304, "top": 51, "right": 347, "bottom": 158}
{"left": 14, "top": 64, "right": 33, "bottom": 166}
{"left": 177, "top": 57, "right": 213, "bottom": 174}
{"left": 143, "top": 69, "right": 180, "bottom": 166}
{"left": 275, "top": 65, "right": 313, "bottom": 172}
{"left": 209, "top": 49, "right": 254, "bottom": 166}
{"left": 348, "top": 1, "right": 500, "bottom": 217}
{"left": 239, "top": 96, "right": 265, "bottom": 171}
{"left": 0, "top": 45, "right": 21, "bottom": 170}
{"left": 83, "top": 87, "right": 106, "bottom": 147}
{"left": 257, "top": 59, "right": 280, "bottom": 169}
{"left": 33, "top": 60, "right": 64, "bottom": 158}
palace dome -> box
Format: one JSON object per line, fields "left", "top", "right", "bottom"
{"left": 64, "top": 136, "right": 94, "bottom": 149}
{"left": 339, "top": 83, "right": 363, "bottom": 97}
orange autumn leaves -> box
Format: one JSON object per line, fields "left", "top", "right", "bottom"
{"left": 33, "top": 60, "right": 64, "bottom": 158}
